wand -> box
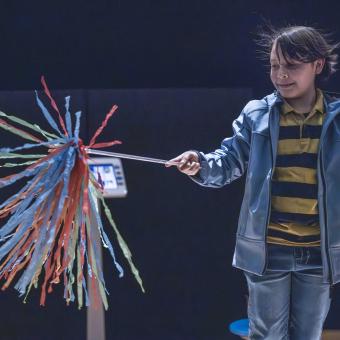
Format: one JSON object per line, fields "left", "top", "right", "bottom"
{"left": 86, "top": 148, "right": 179, "bottom": 166}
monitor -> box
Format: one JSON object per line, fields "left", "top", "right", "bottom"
{"left": 88, "top": 157, "right": 127, "bottom": 198}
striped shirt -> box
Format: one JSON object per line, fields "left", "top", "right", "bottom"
{"left": 266, "top": 88, "right": 324, "bottom": 247}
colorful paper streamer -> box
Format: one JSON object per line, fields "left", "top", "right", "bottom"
{"left": 0, "top": 77, "right": 145, "bottom": 309}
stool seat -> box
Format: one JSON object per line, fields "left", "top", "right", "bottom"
{"left": 229, "top": 318, "right": 249, "bottom": 337}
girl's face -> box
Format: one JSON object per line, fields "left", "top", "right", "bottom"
{"left": 270, "top": 41, "right": 325, "bottom": 99}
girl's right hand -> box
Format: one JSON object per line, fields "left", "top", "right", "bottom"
{"left": 165, "top": 151, "right": 201, "bottom": 176}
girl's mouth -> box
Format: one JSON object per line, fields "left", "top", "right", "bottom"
{"left": 277, "top": 83, "right": 295, "bottom": 89}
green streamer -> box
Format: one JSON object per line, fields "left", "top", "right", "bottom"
{"left": 0, "top": 111, "right": 58, "bottom": 140}
{"left": 0, "top": 120, "right": 41, "bottom": 143}
{"left": 77, "top": 246, "right": 83, "bottom": 310}
{"left": 0, "top": 152, "right": 45, "bottom": 159}
{"left": 0, "top": 161, "right": 37, "bottom": 168}
{"left": 94, "top": 188, "right": 145, "bottom": 293}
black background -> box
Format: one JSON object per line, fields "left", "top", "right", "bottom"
{"left": 0, "top": 1, "right": 339, "bottom": 339}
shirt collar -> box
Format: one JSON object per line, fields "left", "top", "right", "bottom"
{"left": 281, "top": 88, "right": 324, "bottom": 115}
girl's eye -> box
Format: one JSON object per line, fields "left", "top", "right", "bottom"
{"left": 271, "top": 64, "right": 279, "bottom": 69}
{"left": 287, "top": 64, "right": 300, "bottom": 69}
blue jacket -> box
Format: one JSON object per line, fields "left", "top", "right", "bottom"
{"left": 193, "top": 90, "right": 340, "bottom": 284}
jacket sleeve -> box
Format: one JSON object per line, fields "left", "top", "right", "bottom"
{"left": 190, "top": 102, "right": 253, "bottom": 188}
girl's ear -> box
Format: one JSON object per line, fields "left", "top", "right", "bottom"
{"left": 315, "top": 58, "right": 325, "bottom": 74}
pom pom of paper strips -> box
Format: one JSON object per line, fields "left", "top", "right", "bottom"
{"left": 0, "top": 78, "right": 144, "bottom": 309}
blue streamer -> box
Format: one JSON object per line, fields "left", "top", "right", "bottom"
{"left": 88, "top": 192, "right": 124, "bottom": 278}
{"left": 15, "top": 148, "right": 76, "bottom": 294}
{"left": 64, "top": 96, "right": 73, "bottom": 137}
{"left": 35, "top": 91, "right": 63, "bottom": 136}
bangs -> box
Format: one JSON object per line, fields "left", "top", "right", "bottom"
{"left": 275, "top": 30, "right": 321, "bottom": 65}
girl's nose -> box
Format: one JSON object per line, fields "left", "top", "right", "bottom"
{"left": 278, "top": 72, "right": 289, "bottom": 79}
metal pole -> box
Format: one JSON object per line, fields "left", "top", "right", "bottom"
{"left": 87, "top": 194, "right": 106, "bottom": 340}
{"left": 86, "top": 149, "right": 179, "bottom": 166}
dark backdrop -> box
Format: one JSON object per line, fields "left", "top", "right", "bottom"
{"left": 0, "top": 1, "right": 340, "bottom": 339}
{"left": 1, "top": 0, "right": 340, "bottom": 94}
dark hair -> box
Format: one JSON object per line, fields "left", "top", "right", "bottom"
{"left": 255, "top": 24, "right": 340, "bottom": 83}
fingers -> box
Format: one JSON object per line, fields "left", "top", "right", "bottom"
{"left": 165, "top": 151, "right": 200, "bottom": 175}
{"left": 178, "top": 157, "right": 194, "bottom": 171}
{"left": 184, "top": 161, "right": 201, "bottom": 176}
{"left": 165, "top": 154, "right": 184, "bottom": 167}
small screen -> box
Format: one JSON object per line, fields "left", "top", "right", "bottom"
{"left": 89, "top": 164, "right": 118, "bottom": 189}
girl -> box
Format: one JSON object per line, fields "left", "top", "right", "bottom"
{"left": 166, "top": 25, "right": 340, "bottom": 339}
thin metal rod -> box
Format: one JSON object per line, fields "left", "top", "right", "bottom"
{"left": 86, "top": 148, "right": 179, "bottom": 166}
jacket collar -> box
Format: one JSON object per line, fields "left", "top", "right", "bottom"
{"left": 264, "top": 89, "right": 340, "bottom": 119}
{"left": 264, "top": 90, "right": 282, "bottom": 108}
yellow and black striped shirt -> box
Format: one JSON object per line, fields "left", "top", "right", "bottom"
{"left": 267, "top": 89, "right": 324, "bottom": 247}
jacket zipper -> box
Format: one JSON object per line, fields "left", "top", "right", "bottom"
{"left": 263, "top": 106, "right": 276, "bottom": 274}
{"left": 320, "top": 144, "right": 334, "bottom": 292}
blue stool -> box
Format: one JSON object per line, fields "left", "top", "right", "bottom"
{"left": 229, "top": 318, "right": 249, "bottom": 339}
